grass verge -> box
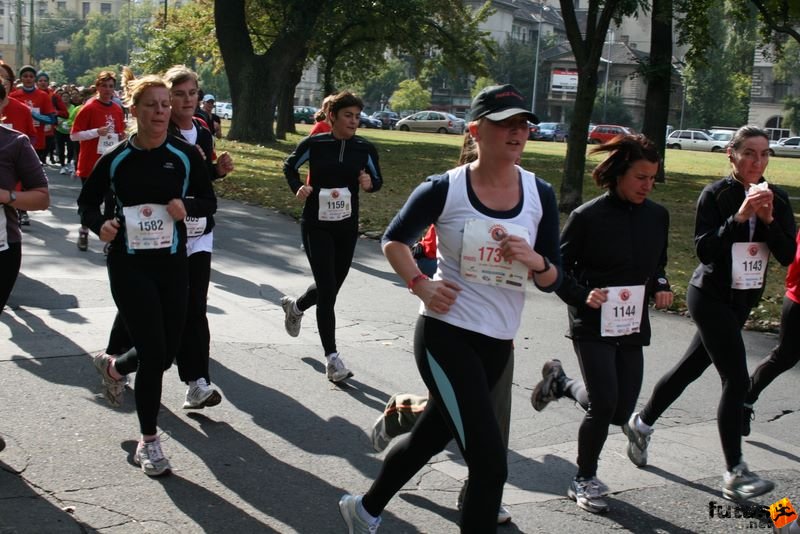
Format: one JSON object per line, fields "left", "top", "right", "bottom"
{"left": 214, "top": 124, "right": 800, "bottom": 330}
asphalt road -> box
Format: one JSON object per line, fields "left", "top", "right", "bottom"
{"left": 0, "top": 167, "right": 797, "bottom": 533}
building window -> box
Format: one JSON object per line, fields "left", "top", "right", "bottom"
{"left": 37, "top": 1, "right": 46, "bottom": 17}
{"left": 0, "top": 6, "right": 5, "bottom": 15}
{"left": 610, "top": 79, "right": 623, "bottom": 97}
{"left": 56, "top": 2, "right": 66, "bottom": 10}
{"left": 82, "top": 2, "right": 90, "bottom": 18}
{"left": 101, "top": 3, "right": 111, "bottom": 15}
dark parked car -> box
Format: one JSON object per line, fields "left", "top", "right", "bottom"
{"left": 293, "top": 105, "right": 317, "bottom": 124}
{"left": 359, "top": 112, "right": 382, "bottom": 129}
{"left": 371, "top": 111, "right": 399, "bottom": 130}
{"left": 534, "top": 122, "right": 568, "bottom": 141}
{"left": 528, "top": 122, "right": 539, "bottom": 140}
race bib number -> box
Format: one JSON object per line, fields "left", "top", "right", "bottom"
{"left": 122, "top": 204, "right": 174, "bottom": 250}
{"left": 601, "top": 285, "right": 645, "bottom": 337}
{"left": 731, "top": 242, "right": 769, "bottom": 289}
{"left": 460, "top": 219, "right": 529, "bottom": 292}
{"left": 0, "top": 209, "right": 8, "bottom": 252}
{"left": 185, "top": 216, "right": 207, "bottom": 237}
{"left": 318, "top": 187, "right": 352, "bottom": 221}
{"left": 97, "top": 133, "right": 119, "bottom": 154}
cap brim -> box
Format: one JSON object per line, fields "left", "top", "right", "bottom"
{"left": 485, "top": 108, "right": 539, "bottom": 124}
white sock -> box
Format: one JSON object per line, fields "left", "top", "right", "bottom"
{"left": 635, "top": 415, "right": 652, "bottom": 434}
{"left": 356, "top": 496, "right": 379, "bottom": 524}
{"left": 326, "top": 352, "right": 339, "bottom": 363}
{"left": 292, "top": 302, "right": 302, "bottom": 315}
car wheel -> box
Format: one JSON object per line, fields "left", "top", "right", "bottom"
{"left": 437, "top": 127, "right": 447, "bottom": 134}
{"left": 711, "top": 146, "right": 722, "bottom": 152}
{"left": 400, "top": 125, "right": 410, "bottom": 132}
{"left": 668, "top": 144, "right": 680, "bottom": 149}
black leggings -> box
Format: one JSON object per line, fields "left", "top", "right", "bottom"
{"left": 108, "top": 253, "right": 187, "bottom": 435}
{"left": 296, "top": 222, "right": 358, "bottom": 356}
{"left": 108, "top": 251, "right": 213, "bottom": 384}
{"left": 55, "top": 131, "right": 74, "bottom": 166}
{"left": 746, "top": 296, "right": 800, "bottom": 405}
{"left": 362, "top": 316, "right": 510, "bottom": 533}
{"left": 574, "top": 339, "right": 643, "bottom": 478}
{"left": 0, "top": 243, "right": 22, "bottom": 311}
{"left": 640, "top": 284, "right": 751, "bottom": 470}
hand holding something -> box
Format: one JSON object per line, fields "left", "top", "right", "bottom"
{"left": 585, "top": 288, "right": 609, "bottom": 309}
{"left": 217, "top": 152, "right": 234, "bottom": 175}
{"left": 166, "top": 198, "right": 187, "bottom": 220}
{"left": 412, "top": 279, "right": 461, "bottom": 314}
{"left": 97, "top": 126, "right": 109, "bottom": 136}
{"left": 99, "top": 219, "right": 120, "bottom": 242}
{"left": 499, "top": 234, "right": 537, "bottom": 270}
{"left": 358, "top": 169, "right": 373, "bottom": 191}
{"left": 653, "top": 290, "right": 673, "bottom": 309}
{"left": 296, "top": 185, "right": 312, "bottom": 200}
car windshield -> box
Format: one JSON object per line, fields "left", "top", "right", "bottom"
{"left": 446, "top": 113, "right": 460, "bottom": 121}
{"left": 539, "top": 123, "right": 557, "bottom": 129}
{"left": 711, "top": 133, "right": 732, "bottom": 141}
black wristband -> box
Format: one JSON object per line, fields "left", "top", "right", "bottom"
{"left": 533, "top": 256, "right": 550, "bottom": 274}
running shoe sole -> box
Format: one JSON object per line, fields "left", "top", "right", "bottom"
{"left": 182, "top": 389, "right": 222, "bottom": 410}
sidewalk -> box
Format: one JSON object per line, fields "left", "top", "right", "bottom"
{"left": 0, "top": 169, "right": 797, "bottom": 533}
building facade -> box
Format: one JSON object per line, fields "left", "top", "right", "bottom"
{"left": 0, "top": 0, "right": 130, "bottom": 70}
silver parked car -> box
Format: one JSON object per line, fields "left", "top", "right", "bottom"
{"left": 395, "top": 111, "right": 465, "bottom": 134}
{"left": 666, "top": 129, "right": 728, "bottom": 152}
{"left": 769, "top": 137, "right": 800, "bottom": 157}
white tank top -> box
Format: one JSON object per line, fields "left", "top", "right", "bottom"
{"left": 423, "top": 164, "right": 543, "bottom": 340}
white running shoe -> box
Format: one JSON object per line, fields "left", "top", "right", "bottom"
{"left": 326, "top": 354, "right": 353, "bottom": 383}
{"left": 134, "top": 437, "right": 171, "bottom": 477}
{"left": 280, "top": 296, "right": 303, "bottom": 337}
{"left": 92, "top": 352, "right": 126, "bottom": 407}
{"left": 568, "top": 477, "right": 610, "bottom": 514}
{"left": 722, "top": 462, "right": 774, "bottom": 501}
{"left": 182, "top": 378, "right": 222, "bottom": 409}
{"left": 622, "top": 412, "right": 652, "bottom": 467}
{"left": 339, "top": 494, "right": 380, "bottom": 533}
{"left": 59, "top": 166, "right": 68, "bottom": 175}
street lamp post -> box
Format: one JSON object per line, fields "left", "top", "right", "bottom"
{"left": 531, "top": 5, "right": 549, "bottom": 116}
{"left": 602, "top": 30, "right": 614, "bottom": 123}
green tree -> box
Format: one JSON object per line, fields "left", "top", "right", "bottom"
{"left": 773, "top": 39, "right": 800, "bottom": 82}
{"left": 32, "top": 11, "right": 84, "bottom": 62}
{"left": 65, "top": 14, "right": 129, "bottom": 81}
{"left": 783, "top": 96, "right": 800, "bottom": 134}
{"left": 681, "top": 3, "right": 754, "bottom": 129}
{"left": 591, "top": 90, "right": 633, "bottom": 125}
{"left": 471, "top": 76, "right": 497, "bottom": 98}
{"left": 389, "top": 79, "right": 431, "bottom": 112}
{"left": 132, "top": 0, "right": 220, "bottom": 75}
{"left": 557, "top": 0, "right": 647, "bottom": 212}
{"left": 485, "top": 39, "right": 536, "bottom": 106}
{"left": 358, "top": 58, "right": 409, "bottom": 111}
{"left": 39, "top": 58, "right": 66, "bottom": 85}
{"left": 214, "top": 0, "right": 490, "bottom": 143}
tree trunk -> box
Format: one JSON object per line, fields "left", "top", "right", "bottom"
{"left": 558, "top": 0, "right": 621, "bottom": 213}
{"left": 276, "top": 64, "right": 304, "bottom": 139}
{"left": 641, "top": 0, "right": 673, "bottom": 183}
{"left": 560, "top": 74, "right": 599, "bottom": 213}
{"left": 214, "top": 0, "right": 321, "bottom": 143}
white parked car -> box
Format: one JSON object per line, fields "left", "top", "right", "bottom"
{"left": 769, "top": 137, "right": 800, "bottom": 158}
{"left": 666, "top": 130, "right": 728, "bottom": 152}
{"left": 215, "top": 102, "right": 233, "bottom": 119}
{"left": 395, "top": 111, "right": 465, "bottom": 134}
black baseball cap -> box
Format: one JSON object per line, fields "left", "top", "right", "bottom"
{"left": 470, "top": 84, "right": 539, "bottom": 124}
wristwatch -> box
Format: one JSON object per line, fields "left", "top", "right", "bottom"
{"left": 5, "top": 190, "right": 15, "bottom": 205}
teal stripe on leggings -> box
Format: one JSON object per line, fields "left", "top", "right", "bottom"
{"left": 426, "top": 350, "right": 465, "bottom": 449}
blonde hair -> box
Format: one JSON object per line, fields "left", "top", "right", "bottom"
{"left": 163, "top": 64, "right": 198, "bottom": 90}
{"left": 123, "top": 72, "right": 167, "bottom": 108}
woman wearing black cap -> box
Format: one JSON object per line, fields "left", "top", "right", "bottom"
{"left": 338, "top": 84, "right": 561, "bottom": 533}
